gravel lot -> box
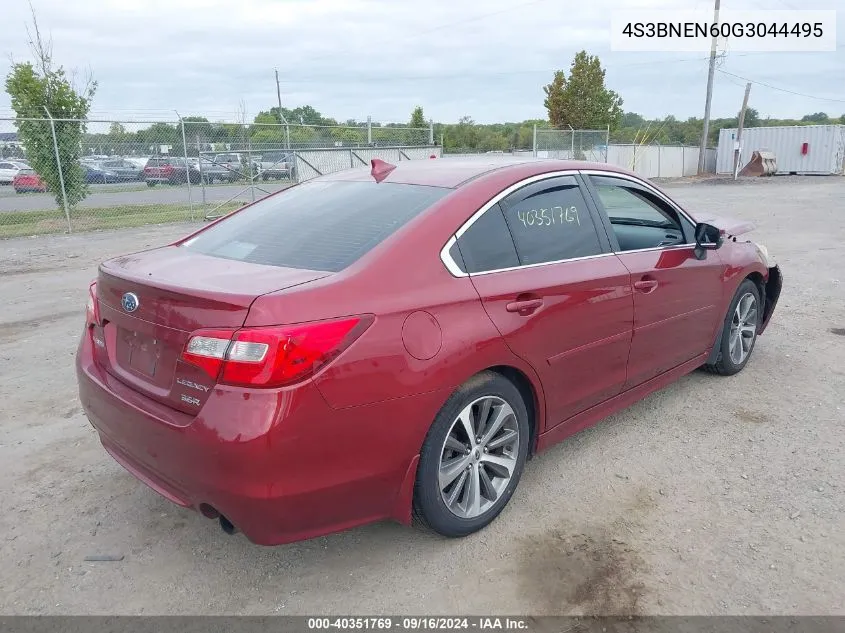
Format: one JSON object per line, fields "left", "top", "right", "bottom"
{"left": 0, "top": 176, "right": 842, "bottom": 615}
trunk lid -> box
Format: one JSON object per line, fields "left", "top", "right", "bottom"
{"left": 95, "top": 246, "right": 330, "bottom": 414}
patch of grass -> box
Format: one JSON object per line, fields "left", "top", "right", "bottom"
{"left": 0, "top": 202, "right": 242, "bottom": 239}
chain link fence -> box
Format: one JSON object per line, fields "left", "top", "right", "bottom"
{"left": 0, "top": 116, "right": 435, "bottom": 238}
{"left": 1, "top": 117, "right": 628, "bottom": 238}
{"left": 534, "top": 128, "right": 610, "bottom": 162}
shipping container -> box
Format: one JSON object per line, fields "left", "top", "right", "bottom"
{"left": 716, "top": 125, "right": 845, "bottom": 175}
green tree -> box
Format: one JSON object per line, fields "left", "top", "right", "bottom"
{"left": 543, "top": 51, "right": 623, "bottom": 131}
{"left": 801, "top": 112, "right": 829, "bottom": 123}
{"left": 620, "top": 112, "right": 646, "bottom": 128}
{"left": 4, "top": 10, "right": 96, "bottom": 209}
{"left": 743, "top": 107, "right": 760, "bottom": 127}
{"left": 409, "top": 106, "right": 426, "bottom": 128}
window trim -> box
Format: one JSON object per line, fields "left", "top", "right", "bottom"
{"left": 442, "top": 169, "right": 585, "bottom": 277}
{"left": 440, "top": 169, "right": 698, "bottom": 277}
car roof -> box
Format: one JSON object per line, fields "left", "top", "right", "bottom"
{"left": 320, "top": 157, "right": 639, "bottom": 189}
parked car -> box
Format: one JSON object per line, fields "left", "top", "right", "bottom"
{"left": 123, "top": 157, "right": 152, "bottom": 179}
{"left": 196, "top": 158, "right": 234, "bottom": 184}
{"left": 211, "top": 153, "right": 260, "bottom": 180}
{"left": 82, "top": 161, "right": 120, "bottom": 184}
{"left": 13, "top": 168, "right": 48, "bottom": 193}
{"left": 0, "top": 160, "right": 28, "bottom": 184}
{"left": 256, "top": 151, "right": 295, "bottom": 180}
{"left": 99, "top": 159, "right": 142, "bottom": 182}
{"left": 76, "top": 158, "right": 782, "bottom": 546}
{"left": 143, "top": 157, "right": 201, "bottom": 186}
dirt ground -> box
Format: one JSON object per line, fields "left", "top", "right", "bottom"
{"left": 0, "top": 176, "right": 843, "bottom": 615}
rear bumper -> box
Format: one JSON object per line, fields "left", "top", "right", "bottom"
{"left": 76, "top": 331, "right": 437, "bottom": 545}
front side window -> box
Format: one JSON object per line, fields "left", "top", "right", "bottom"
{"left": 589, "top": 175, "right": 689, "bottom": 252}
{"left": 498, "top": 176, "right": 603, "bottom": 266}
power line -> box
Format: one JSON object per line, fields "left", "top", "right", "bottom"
{"left": 716, "top": 69, "right": 845, "bottom": 104}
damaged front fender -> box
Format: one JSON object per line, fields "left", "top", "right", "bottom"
{"left": 759, "top": 265, "right": 782, "bottom": 334}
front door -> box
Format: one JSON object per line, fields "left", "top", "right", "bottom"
{"left": 583, "top": 174, "right": 726, "bottom": 388}
{"left": 453, "top": 175, "right": 634, "bottom": 428}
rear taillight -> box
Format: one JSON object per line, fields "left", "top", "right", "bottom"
{"left": 85, "top": 281, "right": 99, "bottom": 326}
{"left": 180, "top": 316, "right": 373, "bottom": 388}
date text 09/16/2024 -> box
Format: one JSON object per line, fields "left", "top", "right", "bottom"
{"left": 306, "top": 618, "right": 530, "bottom": 631}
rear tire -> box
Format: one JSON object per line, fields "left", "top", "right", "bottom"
{"left": 413, "top": 371, "right": 530, "bottom": 538}
{"left": 703, "top": 279, "right": 761, "bottom": 376}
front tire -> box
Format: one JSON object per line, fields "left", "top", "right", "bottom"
{"left": 413, "top": 371, "right": 530, "bottom": 538}
{"left": 704, "top": 279, "right": 761, "bottom": 376}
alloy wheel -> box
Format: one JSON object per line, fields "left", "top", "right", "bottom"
{"left": 729, "top": 292, "right": 758, "bottom": 365}
{"left": 438, "top": 396, "right": 520, "bottom": 519}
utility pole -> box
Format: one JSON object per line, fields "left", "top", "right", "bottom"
{"left": 275, "top": 68, "right": 283, "bottom": 115}
{"left": 274, "top": 68, "right": 291, "bottom": 149}
{"left": 697, "top": 0, "right": 721, "bottom": 174}
{"left": 733, "top": 82, "right": 752, "bottom": 180}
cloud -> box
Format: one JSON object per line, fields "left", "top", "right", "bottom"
{"left": 1, "top": 0, "right": 842, "bottom": 124}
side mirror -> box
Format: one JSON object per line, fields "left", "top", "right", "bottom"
{"left": 693, "top": 222, "right": 723, "bottom": 260}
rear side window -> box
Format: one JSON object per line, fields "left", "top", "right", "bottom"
{"left": 499, "top": 176, "right": 603, "bottom": 265}
{"left": 183, "top": 180, "right": 448, "bottom": 272}
{"left": 456, "top": 203, "right": 519, "bottom": 273}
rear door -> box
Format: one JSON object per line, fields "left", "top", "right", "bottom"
{"left": 583, "top": 173, "right": 726, "bottom": 388}
{"left": 454, "top": 174, "right": 634, "bottom": 428}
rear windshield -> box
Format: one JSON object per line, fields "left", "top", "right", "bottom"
{"left": 182, "top": 180, "right": 448, "bottom": 272}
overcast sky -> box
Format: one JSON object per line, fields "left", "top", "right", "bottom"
{"left": 0, "top": 0, "right": 843, "bottom": 124}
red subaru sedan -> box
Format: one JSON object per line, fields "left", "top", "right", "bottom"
{"left": 76, "top": 158, "right": 782, "bottom": 545}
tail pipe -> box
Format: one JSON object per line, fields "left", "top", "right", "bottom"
{"left": 219, "top": 515, "right": 238, "bottom": 535}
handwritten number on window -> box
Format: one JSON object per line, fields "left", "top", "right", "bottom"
{"left": 516, "top": 206, "right": 579, "bottom": 228}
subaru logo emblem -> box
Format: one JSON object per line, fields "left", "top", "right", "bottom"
{"left": 121, "top": 292, "right": 139, "bottom": 313}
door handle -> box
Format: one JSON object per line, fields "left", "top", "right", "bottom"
{"left": 633, "top": 278, "right": 659, "bottom": 293}
{"left": 506, "top": 298, "right": 544, "bottom": 314}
